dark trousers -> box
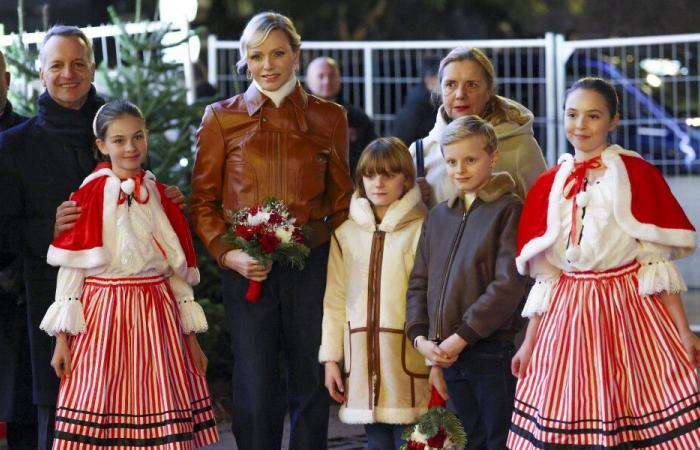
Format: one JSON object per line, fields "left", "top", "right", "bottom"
{"left": 222, "top": 243, "right": 330, "bottom": 450}
{"left": 364, "top": 423, "right": 406, "bottom": 450}
{"left": 36, "top": 405, "right": 55, "bottom": 450}
{"left": 6, "top": 421, "right": 38, "bottom": 450}
{"left": 442, "top": 339, "right": 516, "bottom": 450}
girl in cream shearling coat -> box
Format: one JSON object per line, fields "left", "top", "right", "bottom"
{"left": 319, "top": 140, "right": 430, "bottom": 448}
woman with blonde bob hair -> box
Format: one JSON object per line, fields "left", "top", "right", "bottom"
{"left": 409, "top": 47, "right": 547, "bottom": 207}
{"left": 190, "top": 11, "right": 353, "bottom": 450}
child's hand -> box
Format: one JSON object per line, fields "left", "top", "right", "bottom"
{"left": 680, "top": 329, "right": 700, "bottom": 368}
{"left": 511, "top": 343, "right": 533, "bottom": 378}
{"left": 416, "top": 177, "right": 431, "bottom": 204}
{"left": 186, "top": 334, "right": 208, "bottom": 375}
{"left": 415, "top": 336, "right": 458, "bottom": 368}
{"left": 51, "top": 333, "right": 72, "bottom": 378}
{"left": 324, "top": 361, "right": 346, "bottom": 403}
{"left": 429, "top": 366, "right": 449, "bottom": 400}
{"left": 439, "top": 333, "right": 467, "bottom": 359}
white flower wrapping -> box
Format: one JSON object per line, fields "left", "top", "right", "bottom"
{"left": 247, "top": 210, "right": 271, "bottom": 226}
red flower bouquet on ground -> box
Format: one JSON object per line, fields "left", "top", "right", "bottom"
{"left": 223, "top": 198, "right": 310, "bottom": 302}
{"left": 400, "top": 387, "right": 467, "bottom": 450}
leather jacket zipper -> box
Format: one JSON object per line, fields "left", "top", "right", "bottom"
{"left": 435, "top": 211, "right": 467, "bottom": 341}
{"left": 366, "top": 229, "right": 385, "bottom": 408}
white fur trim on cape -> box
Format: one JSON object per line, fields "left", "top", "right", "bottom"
{"left": 637, "top": 259, "right": 687, "bottom": 296}
{"left": 338, "top": 405, "right": 428, "bottom": 425}
{"left": 178, "top": 299, "right": 209, "bottom": 334}
{"left": 515, "top": 153, "right": 574, "bottom": 275}
{"left": 604, "top": 146, "right": 696, "bottom": 259}
{"left": 39, "top": 299, "right": 86, "bottom": 336}
{"left": 47, "top": 245, "right": 109, "bottom": 269}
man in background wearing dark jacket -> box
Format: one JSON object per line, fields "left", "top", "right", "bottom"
{"left": 305, "top": 56, "right": 376, "bottom": 177}
{"left": 0, "top": 48, "right": 35, "bottom": 450}
{"left": 392, "top": 55, "right": 440, "bottom": 146}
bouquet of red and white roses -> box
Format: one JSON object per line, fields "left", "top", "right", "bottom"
{"left": 400, "top": 387, "right": 467, "bottom": 450}
{"left": 224, "top": 198, "right": 310, "bottom": 302}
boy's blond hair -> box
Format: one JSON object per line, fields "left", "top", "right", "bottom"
{"left": 440, "top": 115, "right": 498, "bottom": 154}
{"left": 355, "top": 137, "right": 416, "bottom": 198}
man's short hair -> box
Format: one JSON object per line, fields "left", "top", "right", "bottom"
{"left": 39, "top": 25, "right": 94, "bottom": 64}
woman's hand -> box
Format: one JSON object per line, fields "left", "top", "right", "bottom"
{"left": 54, "top": 198, "right": 80, "bottom": 237}
{"left": 324, "top": 361, "right": 346, "bottom": 403}
{"left": 429, "top": 366, "right": 449, "bottom": 400}
{"left": 679, "top": 329, "right": 700, "bottom": 368}
{"left": 511, "top": 342, "right": 534, "bottom": 378}
{"left": 416, "top": 177, "right": 431, "bottom": 204}
{"left": 164, "top": 185, "right": 186, "bottom": 211}
{"left": 186, "top": 334, "right": 208, "bottom": 376}
{"left": 222, "top": 249, "right": 272, "bottom": 281}
{"left": 415, "top": 336, "right": 457, "bottom": 368}
{"left": 439, "top": 333, "right": 467, "bottom": 359}
{"left": 51, "top": 333, "right": 72, "bottom": 378}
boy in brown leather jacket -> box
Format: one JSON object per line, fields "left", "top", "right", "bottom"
{"left": 405, "top": 115, "right": 529, "bottom": 450}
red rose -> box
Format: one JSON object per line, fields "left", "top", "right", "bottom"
{"left": 268, "top": 212, "right": 284, "bottom": 225}
{"left": 260, "top": 233, "right": 280, "bottom": 253}
{"left": 407, "top": 441, "right": 425, "bottom": 450}
{"left": 235, "top": 224, "right": 253, "bottom": 240}
{"left": 292, "top": 227, "right": 304, "bottom": 243}
{"left": 426, "top": 427, "right": 447, "bottom": 448}
{"left": 249, "top": 224, "right": 264, "bottom": 237}
{"left": 249, "top": 206, "right": 259, "bottom": 215}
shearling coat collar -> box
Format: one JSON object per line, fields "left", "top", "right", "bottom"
{"left": 446, "top": 172, "right": 516, "bottom": 208}
{"left": 349, "top": 185, "right": 427, "bottom": 233}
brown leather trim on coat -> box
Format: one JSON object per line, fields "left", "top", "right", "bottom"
{"left": 401, "top": 330, "right": 430, "bottom": 379}
{"left": 366, "top": 230, "right": 385, "bottom": 409}
{"left": 345, "top": 321, "right": 352, "bottom": 378}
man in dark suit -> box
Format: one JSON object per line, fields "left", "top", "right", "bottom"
{"left": 0, "top": 48, "right": 35, "bottom": 450}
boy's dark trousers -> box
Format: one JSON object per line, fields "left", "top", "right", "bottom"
{"left": 221, "top": 243, "right": 330, "bottom": 450}
{"left": 443, "top": 339, "right": 516, "bottom": 450}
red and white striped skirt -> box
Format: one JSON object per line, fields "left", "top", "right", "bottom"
{"left": 508, "top": 262, "right": 700, "bottom": 449}
{"left": 53, "top": 274, "right": 218, "bottom": 449}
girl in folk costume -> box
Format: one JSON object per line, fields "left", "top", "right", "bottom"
{"left": 319, "top": 138, "right": 430, "bottom": 450}
{"left": 39, "top": 101, "right": 218, "bottom": 449}
{"left": 507, "top": 78, "right": 700, "bottom": 449}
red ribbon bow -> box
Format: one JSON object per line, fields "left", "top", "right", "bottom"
{"left": 428, "top": 386, "right": 447, "bottom": 408}
{"left": 117, "top": 170, "right": 149, "bottom": 206}
{"left": 564, "top": 156, "right": 601, "bottom": 249}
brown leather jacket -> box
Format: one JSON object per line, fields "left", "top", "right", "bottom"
{"left": 405, "top": 173, "right": 529, "bottom": 346}
{"left": 190, "top": 82, "right": 353, "bottom": 263}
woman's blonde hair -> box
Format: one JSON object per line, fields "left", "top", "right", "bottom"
{"left": 440, "top": 115, "right": 498, "bottom": 155}
{"left": 355, "top": 137, "right": 416, "bottom": 198}
{"left": 437, "top": 47, "right": 529, "bottom": 126}
{"left": 236, "top": 12, "right": 301, "bottom": 73}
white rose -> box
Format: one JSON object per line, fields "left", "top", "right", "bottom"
{"left": 410, "top": 428, "right": 428, "bottom": 443}
{"left": 248, "top": 211, "right": 271, "bottom": 226}
{"left": 275, "top": 226, "right": 294, "bottom": 243}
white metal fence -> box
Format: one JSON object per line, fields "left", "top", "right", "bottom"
{"left": 207, "top": 33, "right": 700, "bottom": 174}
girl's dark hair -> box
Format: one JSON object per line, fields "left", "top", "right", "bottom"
{"left": 566, "top": 77, "right": 619, "bottom": 117}
{"left": 93, "top": 100, "right": 145, "bottom": 141}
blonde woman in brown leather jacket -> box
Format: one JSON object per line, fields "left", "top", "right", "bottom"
{"left": 190, "top": 11, "right": 353, "bottom": 450}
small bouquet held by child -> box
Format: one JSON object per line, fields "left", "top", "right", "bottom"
{"left": 224, "top": 198, "right": 310, "bottom": 302}
{"left": 401, "top": 387, "right": 467, "bottom": 450}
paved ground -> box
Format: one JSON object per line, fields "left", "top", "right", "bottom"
{"left": 207, "top": 404, "right": 368, "bottom": 449}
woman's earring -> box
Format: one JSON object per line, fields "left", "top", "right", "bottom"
{"left": 246, "top": 69, "right": 252, "bottom": 80}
